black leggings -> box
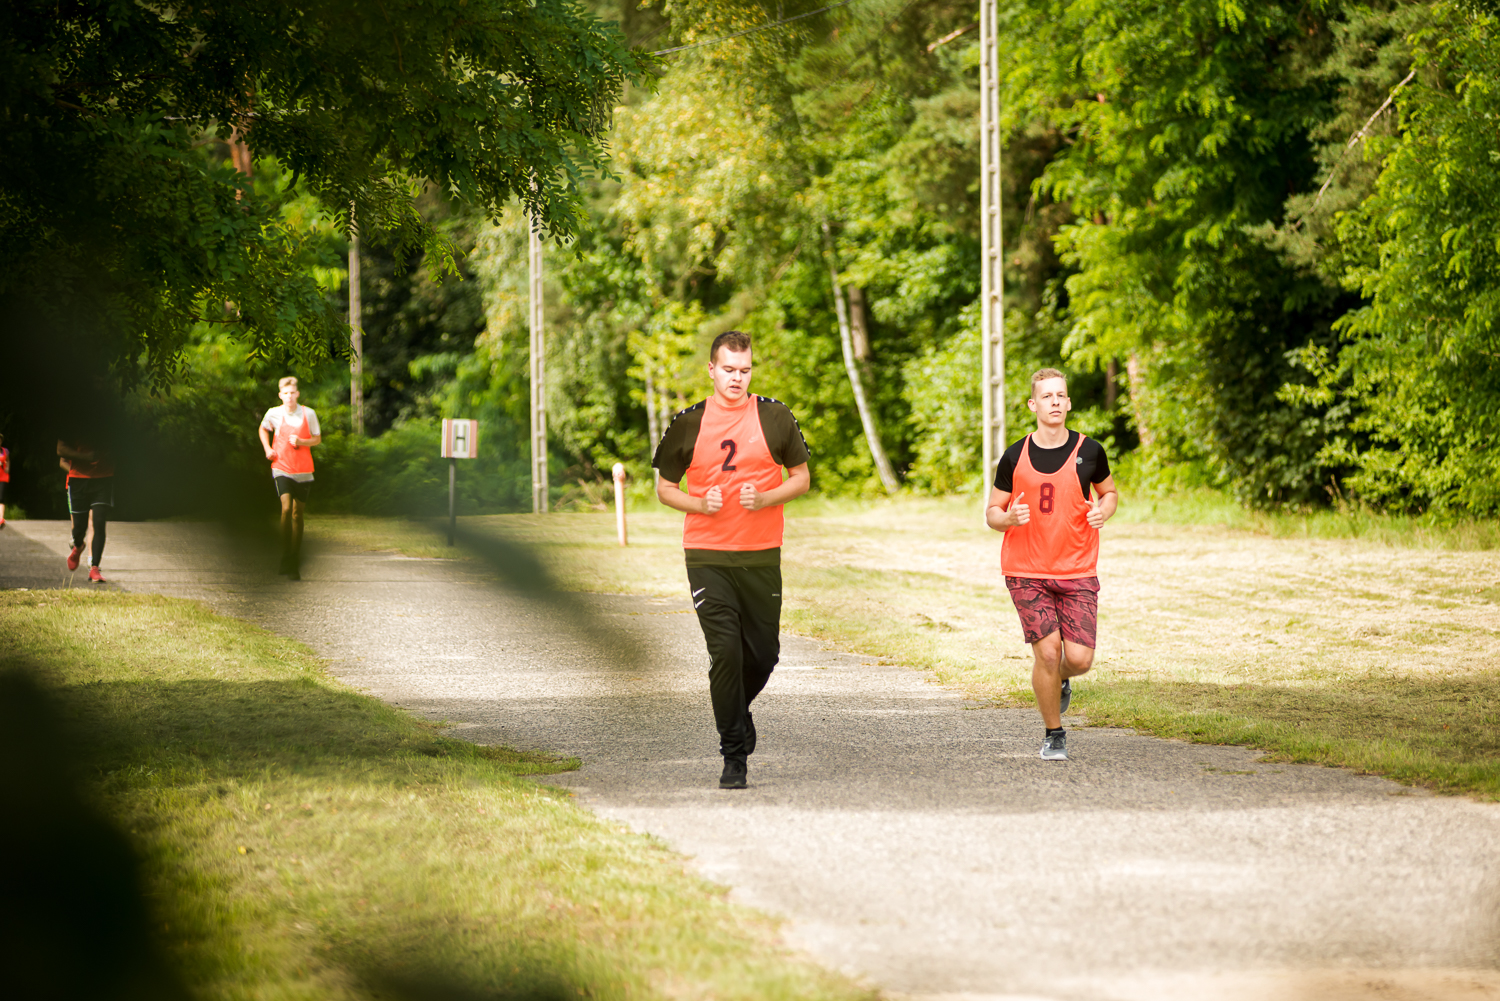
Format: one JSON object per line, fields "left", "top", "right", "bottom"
{"left": 71, "top": 507, "right": 108, "bottom": 567}
{"left": 687, "top": 564, "right": 782, "bottom": 759}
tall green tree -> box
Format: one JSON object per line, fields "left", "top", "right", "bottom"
{"left": 0, "top": 0, "right": 647, "bottom": 387}
{"left": 1306, "top": 1, "right": 1500, "bottom": 512}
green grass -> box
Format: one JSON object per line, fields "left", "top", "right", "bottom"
{"left": 1115, "top": 488, "right": 1500, "bottom": 550}
{"left": 0, "top": 591, "right": 874, "bottom": 1001}
{"left": 379, "top": 493, "right": 1500, "bottom": 801}
{"left": 1082, "top": 678, "right": 1500, "bottom": 797}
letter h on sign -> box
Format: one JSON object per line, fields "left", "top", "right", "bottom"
{"left": 441, "top": 419, "right": 479, "bottom": 459}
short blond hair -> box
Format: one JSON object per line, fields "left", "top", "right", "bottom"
{"left": 1029, "top": 368, "right": 1066, "bottom": 399}
{"left": 278, "top": 376, "right": 299, "bottom": 390}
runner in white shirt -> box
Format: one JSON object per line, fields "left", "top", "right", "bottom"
{"left": 257, "top": 377, "right": 321, "bottom": 580}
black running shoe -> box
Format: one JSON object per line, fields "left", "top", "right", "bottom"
{"left": 720, "top": 756, "right": 747, "bottom": 789}
{"left": 1059, "top": 677, "right": 1072, "bottom": 715}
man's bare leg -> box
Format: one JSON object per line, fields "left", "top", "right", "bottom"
{"left": 1031, "top": 630, "right": 1096, "bottom": 730}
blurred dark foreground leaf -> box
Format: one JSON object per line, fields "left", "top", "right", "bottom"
{"left": 0, "top": 669, "right": 193, "bottom": 1001}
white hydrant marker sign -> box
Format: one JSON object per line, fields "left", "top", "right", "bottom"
{"left": 442, "top": 419, "right": 478, "bottom": 459}
{"left": 441, "top": 419, "right": 479, "bottom": 545}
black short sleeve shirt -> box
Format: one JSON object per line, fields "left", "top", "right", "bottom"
{"left": 992, "top": 430, "right": 1111, "bottom": 499}
{"left": 653, "top": 396, "right": 810, "bottom": 483}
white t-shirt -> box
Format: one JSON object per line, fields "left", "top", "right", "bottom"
{"left": 260, "top": 405, "right": 321, "bottom": 481}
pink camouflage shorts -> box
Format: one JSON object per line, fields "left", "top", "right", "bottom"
{"left": 1004, "top": 576, "right": 1100, "bottom": 647}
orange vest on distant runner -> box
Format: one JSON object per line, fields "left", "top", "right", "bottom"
{"left": 1001, "top": 433, "right": 1098, "bottom": 580}
{"left": 273, "top": 410, "right": 315, "bottom": 476}
{"left": 63, "top": 443, "right": 114, "bottom": 479}
{"left": 682, "top": 396, "right": 785, "bottom": 551}
{"left": 0, "top": 447, "right": 8, "bottom": 483}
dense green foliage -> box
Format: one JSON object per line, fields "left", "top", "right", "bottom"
{"left": 0, "top": 0, "right": 644, "bottom": 380}
{"left": 4, "top": 0, "right": 1498, "bottom": 518}
{"left": 0, "top": 0, "right": 644, "bottom": 516}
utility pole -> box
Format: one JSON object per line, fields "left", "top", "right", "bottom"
{"left": 979, "top": 0, "right": 1007, "bottom": 482}
{"left": 349, "top": 209, "right": 364, "bottom": 435}
{"left": 529, "top": 217, "right": 549, "bottom": 513}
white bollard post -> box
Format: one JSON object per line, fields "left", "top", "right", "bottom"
{"left": 612, "top": 462, "right": 628, "bottom": 547}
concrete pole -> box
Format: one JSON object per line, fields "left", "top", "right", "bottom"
{"left": 979, "top": 0, "right": 1007, "bottom": 483}
{"left": 529, "top": 218, "right": 549, "bottom": 513}
{"left": 612, "top": 462, "right": 628, "bottom": 546}
{"left": 349, "top": 214, "right": 364, "bottom": 435}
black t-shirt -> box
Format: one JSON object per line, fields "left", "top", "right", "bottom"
{"left": 653, "top": 395, "right": 811, "bottom": 568}
{"left": 992, "top": 430, "right": 1111, "bottom": 499}
{"left": 653, "top": 396, "right": 810, "bottom": 482}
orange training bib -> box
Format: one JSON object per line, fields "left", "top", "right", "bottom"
{"left": 681, "top": 396, "right": 786, "bottom": 551}
{"left": 1000, "top": 433, "right": 1099, "bottom": 579}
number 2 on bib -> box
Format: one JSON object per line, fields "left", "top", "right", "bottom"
{"left": 720, "top": 439, "right": 738, "bottom": 472}
{"left": 1038, "top": 482, "right": 1055, "bottom": 514}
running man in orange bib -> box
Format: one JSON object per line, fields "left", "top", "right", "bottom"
{"left": 653, "top": 331, "right": 811, "bottom": 789}
{"left": 986, "top": 369, "right": 1118, "bottom": 761}
{"left": 257, "top": 376, "right": 321, "bottom": 580}
{"left": 0, "top": 433, "right": 9, "bottom": 528}
{"left": 57, "top": 438, "right": 116, "bottom": 583}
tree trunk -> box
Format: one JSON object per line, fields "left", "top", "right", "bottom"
{"left": 822, "top": 221, "right": 898, "bottom": 494}
{"left": 1125, "top": 352, "right": 1153, "bottom": 449}
{"left": 644, "top": 357, "right": 660, "bottom": 484}
{"left": 1105, "top": 357, "right": 1118, "bottom": 411}
{"left": 848, "top": 286, "right": 871, "bottom": 360}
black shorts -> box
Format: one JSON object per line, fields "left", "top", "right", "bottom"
{"left": 0, "top": 481, "right": 6, "bottom": 502}
{"left": 67, "top": 476, "right": 115, "bottom": 514}
{"left": 273, "top": 476, "right": 313, "bottom": 502}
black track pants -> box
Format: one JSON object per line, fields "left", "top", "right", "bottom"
{"left": 70, "top": 509, "right": 108, "bottom": 566}
{"left": 687, "top": 565, "right": 782, "bottom": 759}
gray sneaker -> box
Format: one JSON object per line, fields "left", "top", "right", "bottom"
{"left": 1059, "top": 677, "right": 1072, "bottom": 715}
{"left": 1040, "top": 731, "right": 1068, "bottom": 761}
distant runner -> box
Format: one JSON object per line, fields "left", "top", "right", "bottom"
{"left": 0, "top": 433, "right": 9, "bottom": 528}
{"left": 985, "top": 368, "right": 1118, "bottom": 761}
{"left": 653, "top": 331, "right": 811, "bottom": 789}
{"left": 257, "top": 377, "right": 321, "bottom": 580}
{"left": 57, "top": 439, "right": 116, "bottom": 583}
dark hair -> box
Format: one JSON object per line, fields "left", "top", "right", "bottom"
{"left": 710, "top": 330, "right": 752, "bottom": 364}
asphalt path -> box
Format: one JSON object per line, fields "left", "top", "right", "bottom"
{"left": 5, "top": 519, "right": 1500, "bottom": 1001}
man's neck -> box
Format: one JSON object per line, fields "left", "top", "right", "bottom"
{"left": 712, "top": 392, "right": 751, "bottom": 410}
{"left": 284, "top": 402, "right": 301, "bottom": 414}
{"left": 1031, "top": 424, "right": 1070, "bottom": 449}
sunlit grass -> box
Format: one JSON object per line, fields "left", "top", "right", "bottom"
{"left": 0, "top": 591, "right": 875, "bottom": 1001}
{"left": 1116, "top": 488, "right": 1500, "bottom": 550}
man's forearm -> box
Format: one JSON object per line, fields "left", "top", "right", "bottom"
{"left": 1098, "top": 491, "right": 1119, "bottom": 521}
{"left": 657, "top": 481, "right": 705, "bottom": 514}
{"left": 757, "top": 475, "right": 808, "bottom": 508}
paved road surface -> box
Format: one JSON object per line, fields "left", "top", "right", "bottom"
{"left": 5, "top": 520, "right": 1499, "bottom": 1001}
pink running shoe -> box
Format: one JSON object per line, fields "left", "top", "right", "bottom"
{"left": 67, "top": 545, "right": 84, "bottom": 571}
{"left": 89, "top": 566, "right": 106, "bottom": 583}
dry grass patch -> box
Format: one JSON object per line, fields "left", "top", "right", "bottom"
{"left": 443, "top": 494, "right": 1500, "bottom": 799}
